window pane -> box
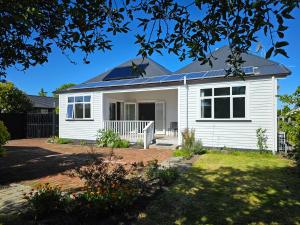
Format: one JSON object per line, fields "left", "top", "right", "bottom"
{"left": 201, "top": 99, "right": 212, "bottom": 118}
{"left": 125, "top": 104, "right": 136, "bottom": 120}
{"left": 109, "top": 103, "right": 116, "bottom": 120}
{"left": 84, "top": 96, "right": 91, "bottom": 102}
{"left": 214, "top": 98, "right": 230, "bottom": 118}
{"left": 75, "top": 96, "right": 83, "bottom": 102}
{"left": 200, "top": 89, "right": 212, "bottom": 97}
{"left": 75, "top": 104, "right": 84, "bottom": 118}
{"left": 85, "top": 103, "right": 91, "bottom": 118}
{"left": 215, "top": 87, "right": 230, "bottom": 96}
{"left": 233, "top": 97, "right": 245, "bottom": 118}
{"left": 68, "top": 97, "right": 74, "bottom": 103}
{"left": 67, "top": 104, "right": 73, "bottom": 118}
{"left": 232, "top": 86, "right": 246, "bottom": 95}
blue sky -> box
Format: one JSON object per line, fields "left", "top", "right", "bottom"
{"left": 6, "top": 10, "right": 300, "bottom": 108}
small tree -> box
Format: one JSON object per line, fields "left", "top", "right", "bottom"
{"left": 0, "top": 121, "right": 10, "bottom": 156}
{"left": 38, "top": 88, "right": 47, "bottom": 97}
{"left": 0, "top": 82, "right": 32, "bottom": 113}
{"left": 53, "top": 83, "right": 76, "bottom": 98}
{"left": 256, "top": 128, "right": 268, "bottom": 152}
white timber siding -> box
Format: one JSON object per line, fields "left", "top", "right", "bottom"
{"left": 178, "top": 77, "right": 277, "bottom": 151}
{"left": 59, "top": 92, "right": 103, "bottom": 140}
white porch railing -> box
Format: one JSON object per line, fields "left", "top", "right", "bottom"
{"left": 102, "top": 120, "right": 155, "bottom": 149}
{"left": 143, "top": 121, "right": 155, "bottom": 149}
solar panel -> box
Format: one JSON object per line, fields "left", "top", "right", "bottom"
{"left": 67, "top": 66, "right": 255, "bottom": 91}
{"left": 103, "top": 64, "right": 149, "bottom": 81}
{"left": 185, "top": 72, "right": 207, "bottom": 80}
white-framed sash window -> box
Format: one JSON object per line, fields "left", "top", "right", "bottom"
{"left": 67, "top": 95, "right": 92, "bottom": 119}
{"left": 199, "top": 86, "right": 247, "bottom": 119}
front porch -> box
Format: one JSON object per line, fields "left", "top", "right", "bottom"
{"left": 102, "top": 88, "right": 179, "bottom": 148}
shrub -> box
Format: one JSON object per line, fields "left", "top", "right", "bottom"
{"left": 117, "top": 139, "right": 130, "bottom": 148}
{"left": 295, "top": 131, "right": 300, "bottom": 171}
{"left": 57, "top": 138, "right": 73, "bottom": 144}
{"left": 145, "top": 160, "right": 179, "bottom": 185}
{"left": 0, "top": 121, "right": 10, "bottom": 155}
{"left": 96, "top": 129, "right": 120, "bottom": 147}
{"left": 80, "top": 140, "right": 87, "bottom": 146}
{"left": 173, "top": 148, "right": 193, "bottom": 159}
{"left": 190, "top": 140, "right": 206, "bottom": 155}
{"left": 182, "top": 128, "right": 195, "bottom": 149}
{"left": 71, "top": 158, "right": 143, "bottom": 216}
{"left": 25, "top": 183, "right": 68, "bottom": 218}
{"left": 256, "top": 128, "right": 268, "bottom": 152}
{"left": 47, "top": 136, "right": 58, "bottom": 143}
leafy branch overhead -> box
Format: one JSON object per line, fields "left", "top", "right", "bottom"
{"left": 0, "top": 0, "right": 298, "bottom": 77}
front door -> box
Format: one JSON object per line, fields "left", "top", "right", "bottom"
{"left": 138, "top": 102, "right": 165, "bottom": 134}
{"left": 138, "top": 103, "right": 155, "bottom": 121}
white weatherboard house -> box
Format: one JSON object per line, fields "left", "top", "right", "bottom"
{"left": 57, "top": 46, "right": 291, "bottom": 152}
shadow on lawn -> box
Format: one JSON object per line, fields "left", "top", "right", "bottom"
{"left": 0, "top": 146, "right": 103, "bottom": 185}
{"left": 137, "top": 165, "right": 300, "bottom": 225}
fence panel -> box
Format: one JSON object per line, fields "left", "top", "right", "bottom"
{"left": 26, "top": 113, "right": 58, "bottom": 138}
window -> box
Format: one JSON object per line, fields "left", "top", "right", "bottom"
{"left": 200, "top": 86, "right": 246, "bottom": 119}
{"left": 67, "top": 95, "right": 91, "bottom": 119}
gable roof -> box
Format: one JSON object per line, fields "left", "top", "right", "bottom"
{"left": 28, "top": 95, "right": 58, "bottom": 109}
{"left": 83, "top": 58, "right": 171, "bottom": 83}
{"left": 175, "top": 46, "right": 291, "bottom": 76}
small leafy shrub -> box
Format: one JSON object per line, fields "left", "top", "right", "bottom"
{"left": 57, "top": 138, "right": 73, "bottom": 144}
{"left": 190, "top": 140, "right": 206, "bottom": 155}
{"left": 71, "top": 158, "right": 143, "bottom": 215}
{"left": 182, "top": 128, "right": 195, "bottom": 149}
{"left": 80, "top": 140, "right": 87, "bottom": 146}
{"left": 96, "top": 129, "right": 130, "bottom": 148}
{"left": 295, "top": 131, "right": 300, "bottom": 171}
{"left": 96, "top": 129, "right": 120, "bottom": 147}
{"left": 145, "top": 160, "right": 179, "bottom": 185}
{"left": 256, "top": 128, "right": 268, "bottom": 152}
{"left": 136, "top": 139, "right": 144, "bottom": 147}
{"left": 47, "top": 136, "right": 58, "bottom": 143}
{"left": 0, "top": 121, "right": 10, "bottom": 155}
{"left": 173, "top": 148, "right": 193, "bottom": 159}
{"left": 117, "top": 139, "right": 130, "bottom": 148}
{"left": 25, "top": 183, "right": 68, "bottom": 218}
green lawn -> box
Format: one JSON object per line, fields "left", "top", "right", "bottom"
{"left": 136, "top": 151, "right": 300, "bottom": 225}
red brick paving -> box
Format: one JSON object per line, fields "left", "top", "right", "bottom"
{"left": 2, "top": 139, "right": 172, "bottom": 190}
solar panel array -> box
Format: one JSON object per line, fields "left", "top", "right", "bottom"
{"left": 68, "top": 67, "right": 255, "bottom": 91}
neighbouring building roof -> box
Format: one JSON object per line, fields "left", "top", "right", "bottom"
{"left": 28, "top": 95, "right": 58, "bottom": 109}
{"left": 175, "top": 46, "right": 291, "bottom": 76}
{"left": 83, "top": 57, "right": 172, "bottom": 83}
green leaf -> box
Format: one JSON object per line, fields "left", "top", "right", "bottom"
{"left": 275, "top": 41, "right": 289, "bottom": 48}
{"left": 265, "top": 47, "right": 274, "bottom": 59}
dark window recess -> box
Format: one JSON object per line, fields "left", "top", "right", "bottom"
{"left": 109, "top": 103, "right": 116, "bottom": 120}
{"left": 75, "top": 104, "right": 84, "bottom": 118}
{"left": 200, "top": 89, "right": 212, "bottom": 97}
{"left": 233, "top": 97, "right": 245, "bottom": 118}
{"left": 201, "top": 99, "right": 212, "bottom": 118}
{"left": 214, "top": 98, "right": 230, "bottom": 118}
{"left": 214, "top": 87, "right": 230, "bottom": 96}
{"left": 85, "top": 104, "right": 91, "bottom": 118}
{"left": 232, "top": 86, "right": 246, "bottom": 95}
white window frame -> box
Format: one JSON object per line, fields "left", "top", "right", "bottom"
{"left": 66, "top": 94, "right": 93, "bottom": 120}
{"left": 124, "top": 102, "right": 137, "bottom": 120}
{"left": 198, "top": 84, "right": 248, "bottom": 120}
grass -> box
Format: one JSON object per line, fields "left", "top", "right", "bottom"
{"left": 136, "top": 151, "right": 300, "bottom": 225}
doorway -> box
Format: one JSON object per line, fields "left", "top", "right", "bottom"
{"left": 138, "top": 103, "right": 155, "bottom": 121}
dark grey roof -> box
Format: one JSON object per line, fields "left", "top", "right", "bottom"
{"left": 28, "top": 95, "right": 58, "bottom": 109}
{"left": 175, "top": 46, "right": 291, "bottom": 76}
{"left": 83, "top": 57, "right": 172, "bottom": 83}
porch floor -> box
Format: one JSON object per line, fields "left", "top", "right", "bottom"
{"left": 152, "top": 135, "right": 178, "bottom": 149}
